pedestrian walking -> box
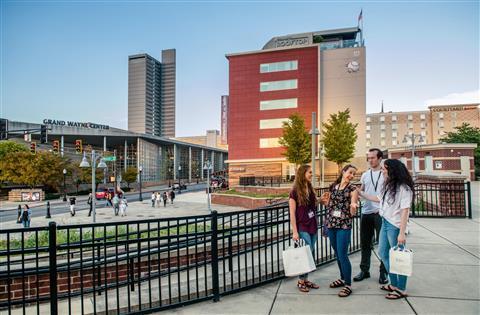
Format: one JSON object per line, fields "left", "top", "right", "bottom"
{"left": 354, "top": 148, "right": 388, "bottom": 284}
{"left": 69, "top": 196, "right": 76, "bottom": 216}
{"left": 325, "top": 164, "right": 359, "bottom": 297}
{"left": 112, "top": 194, "right": 120, "bottom": 216}
{"left": 170, "top": 189, "right": 175, "bottom": 204}
{"left": 288, "top": 164, "right": 320, "bottom": 293}
{"left": 17, "top": 205, "right": 22, "bottom": 224}
{"left": 162, "top": 191, "right": 167, "bottom": 207}
{"left": 21, "top": 204, "right": 31, "bottom": 228}
{"left": 104, "top": 192, "right": 110, "bottom": 207}
{"left": 156, "top": 192, "right": 162, "bottom": 208}
{"left": 87, "top": 193, "right": 93, "bottom": 216}
{"left": 151, "top": 192, "right": 156, "bottom": 207}
{"left": 360, "top": 159, "right": 414, "bottom": 300}
{"left": 120, "top": 196, "right": 128, "bottom": 217}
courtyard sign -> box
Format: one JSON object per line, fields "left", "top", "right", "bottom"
{"left": 43, "top": 119, "right": 110, "bottom": 130}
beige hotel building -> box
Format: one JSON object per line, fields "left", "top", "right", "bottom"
{"left": 366, "top": 103, "right": 479, "bottom": 150}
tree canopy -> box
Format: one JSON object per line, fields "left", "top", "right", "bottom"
{"left": 278, "top": 113, "right": 311, "bottom": 168}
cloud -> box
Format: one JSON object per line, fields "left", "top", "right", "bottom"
{"left": 425, "top": 90, "right": 480, "bottom": 106}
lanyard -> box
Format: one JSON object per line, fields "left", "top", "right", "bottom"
{"left": 370, "top": 170, "right": 382, "bottom": 192}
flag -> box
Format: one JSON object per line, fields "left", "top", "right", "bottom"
{"left": 358, "top": 9, "right": 363, "bottom": 23}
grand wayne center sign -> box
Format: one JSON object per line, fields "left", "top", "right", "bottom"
{"left": 43, "top": 119, "right": 110, "bottom": 130}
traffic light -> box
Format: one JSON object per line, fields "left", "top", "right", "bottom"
{"left": 75, "top": 140, "right": 83, "bottom": 154}
{"left": 52, "top": 140, "right": 60, "bottom": 154}
{"left": 30, "top": 142, "right": 36, "bottom": 154}
{"left": 40, "top": 125, "right": 48, "bottom": 144}
{"left": 0, "top": 119, "right": 7, "bottom": 140}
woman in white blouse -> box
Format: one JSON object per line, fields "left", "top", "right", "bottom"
{"left": 360, "top": 159, "right": 414, "bottom": 300}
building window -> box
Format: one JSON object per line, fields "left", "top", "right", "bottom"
{"left": 366, "top": 141, "right": 371, "bottom": 147}
{"left": 420, "top": 122, "right": 426, "bottom": 129}
{"left": 392, "top": 131, "right": 397, "bottom": 138}
{"left": 366, "top": 125, "right": 371, "bottom": 131}
{"left": 421, "top": 131, "right": 426, "bottom": 137}
{"left": 366, "top": 133, "right": 371, "bottom": 139}
{"left": 366, "top": 116, "right": 371, "bottom": 123}
{"left": 438, "top": 112, "right": 444, "bottom": 119}
{"left": 380, "top": 132, "right": 386, "bottom": 138}
{"left": 380, "top": 124, "right": 386, "bottom": 130}
{"left": 439, "top": 120, "right": 444, "bottom": 128}
{"left": 420, "top": 114, "right": 426, "bottom": 120}
{"left": 259, "top": 118, "right": 288, "bottom": 129}
{"left": 380, "top": 140, "right": 386, "bottom": 147}
{"left": 260, "top": 98, "right": 297, "bottom": 110}
{"left": 392, "top": 115, "right": 397, "bottom": 122}
{"left": 408, "top": 122, "right": 413, "bottom": 129}
{"left": 260, "top": 79, "right": 297, "bottom": 92}
{"left": 451, "top": 112, "right": 457, "bottom": 119}
{"left": 391, "top": 124, "right": 398, "bottom": 130}
{"left": 259, "top": 138, "right": 281, "bottom": 148}
{"left": 408, "top": 114, "right": 413, "bottom": 121}
{"left": 392, "top": 140, "right": 397, "bottom": 146}
{"left": 260, "top": 60, "right": 298, "bottom": 73}
{"left": 380, "top": 116, "right": 385, "bottom": 122}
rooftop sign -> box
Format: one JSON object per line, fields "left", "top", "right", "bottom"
{"left": 43, "top": 119, "right": 110, "bottom": 130}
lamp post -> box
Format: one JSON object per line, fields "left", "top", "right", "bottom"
{"left": 403, "top": 133, "right": 425, "bottom": 181}
{"left": 321, "top": 145, "right": 326, "bottom": 188}
{"left": 309, "top": 112, "right": 320, "bottom": 188}
{"left": 62, "top": 168, "right": 67, "bottom": 201}
{"left": 80, "top": 150, "right": 107, "bottom": 223}
{"left": 203, "top": 160, "right": 213, "bottom": 212}
{"left": 138, "top": 166, "right": 143, "bottom": 202}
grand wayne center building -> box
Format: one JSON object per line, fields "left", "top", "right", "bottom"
{"left": 226, "top": 27, "right": 366, "bottom": 185}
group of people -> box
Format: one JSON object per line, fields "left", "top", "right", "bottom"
{"left": 289, "top": 148, "right": 413, "bottom": 300}
{"left": 151, "top": 190, "right": 175, "bottom": 208}
{"left": 96, "top": 192, "right": 128, "bottom": 216}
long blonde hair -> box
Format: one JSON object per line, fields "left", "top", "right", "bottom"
{"left": 293, "top": 165, "right": 315, "bottom": 206}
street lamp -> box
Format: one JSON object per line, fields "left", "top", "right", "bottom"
{"left": 138, "top": 165, "right": 143, "bottom": 202}
{"left": 320, "top": 145, "right": 326, "bottom": 188}
{"left": 62, "top": 168, "right": 67, "bottom": 201}
{"left": 309, "top": 112, "right": 320, "bottom": 187}
{"left": 203, "top": 160, "right": 213, "bottom": 212}
{"left": 80, "top": 150, "right": 107, "bottom": 223}
{"left": 403, "top": 133, "right": 425, "bottom": 181}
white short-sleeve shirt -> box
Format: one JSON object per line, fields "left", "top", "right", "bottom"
{"left": 378, "top": 185, "right": 412, "bottom": 228}
{"left": 360, "top": 169, "right": 384, "bottom": 214}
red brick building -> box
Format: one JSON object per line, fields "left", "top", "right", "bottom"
{"left": 226, "top": 27, "right": 366, "bottom": 186}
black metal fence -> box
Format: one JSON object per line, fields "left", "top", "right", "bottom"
{"left": 239, "top": 174, "right": 363, "bottom": 187}
{"left": 0, "top": 202, "right": 361, "bottom": 315}
{"left": 0, "top": 181, "right": 472, "bottom": 314}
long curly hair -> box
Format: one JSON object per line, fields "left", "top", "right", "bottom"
{"left": 329, "top": 164, "right": 358, "bottom": 191}
{"left": 382, "top": 159, "right": 415, "bottom": 204}
{"left": 293, "top": 164, "right": 315, "bottom": 206}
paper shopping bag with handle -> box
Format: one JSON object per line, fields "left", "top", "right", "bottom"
{"left": 389, "top": 246, "right": 413, "bottom": 276}
{"left": 282, "top": 240, "right": 316, "bottom": 277}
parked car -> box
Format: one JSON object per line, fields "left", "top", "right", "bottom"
{"left": 95, "top": 187, "right": 115, "bottom": 200}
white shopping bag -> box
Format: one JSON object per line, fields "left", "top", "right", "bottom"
{"left": 282, "top": 240, "right": 316, "bottom": 277}
{"left": 389, "top": 246, "right": 413, "bottom": 277}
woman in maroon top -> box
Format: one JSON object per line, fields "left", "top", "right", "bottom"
{"left": 289, "top": 164, "right": 319, "bottom": 293}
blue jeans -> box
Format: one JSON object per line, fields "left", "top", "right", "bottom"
{"left": 378, "top": 218, "right": 408, "bottom": 291}
{"left": 23, "top": 220, "right": 30, "bottom": 228}
{"left": 298, "top": 231, "right": 317, "bottom": 280}
{"left": 328, "top": 228, "right": 352, "bottom": 286}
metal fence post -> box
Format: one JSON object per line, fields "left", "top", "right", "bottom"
{"left": 211, "top": 210, "right": 220, "bottom": 302}
{"left": 466, "top": 181, "right": 472, "bottom": 219}
{"left": 48, "top": 222, "right": 58, "bottom": 315}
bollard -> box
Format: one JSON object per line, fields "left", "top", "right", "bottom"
{"left": 17, "top": 205, "right": 22, "bottom": 223}
{"left": 46, "top": 201, "right": 51, "bottom": 218}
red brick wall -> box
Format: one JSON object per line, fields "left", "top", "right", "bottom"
{"left": 227, "top": 47, "right": 318, "bottom": 160}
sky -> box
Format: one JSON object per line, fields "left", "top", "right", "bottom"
{"left": 1, "top": 0, "right": 479, "bottom": 136}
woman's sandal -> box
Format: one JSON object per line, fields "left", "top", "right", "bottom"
{"left": 329, "top": 279, "right": 345, "bottom": 288}
{"left": 386, "top": 289, "right": 408, "bottom": 300}
{"left": 338, "top": 286, "right": 352, "bottom": 297}
{"left": 304, "top": 280, "right": 320, "bottom": 289}
{"left": 380, "top": 284, "right": 395, "bottom": 292}
{"left": 297, "top": 280, "right": 310, "bottom": 293}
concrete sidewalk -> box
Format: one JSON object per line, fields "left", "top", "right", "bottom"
{"left": 166, "top": 217, "right": 480, "bottom": 315}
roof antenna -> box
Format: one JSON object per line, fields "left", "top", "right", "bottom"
{"left": 381, "top": 100, "right": 384, "bottom": 113}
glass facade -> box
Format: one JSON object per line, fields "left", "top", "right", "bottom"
{"left": 260, "top": 79, "right": 297, "bottom": 92}
{"left": 259, "top": 118, "right": 288, "bottom": 129}
{"left": 260, "top": 98, "right": 297, "bottom": 111}
{"left": 260, "top": 60, "right": 298, "bottom": 73}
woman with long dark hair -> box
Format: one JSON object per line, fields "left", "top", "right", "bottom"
{"left": 326, "top": 164, "right": 359, "bottom": 297}
{"left": 289, "top": 164, "right": 320, "bottom": 293}
{"left": 360, "top": 159, "right": 414, "bottom": 299}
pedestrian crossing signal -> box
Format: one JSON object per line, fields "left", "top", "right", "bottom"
{"left": 30, "top": 142, "right": 36, "bottom": 154}
{"left": 75, "top": 140, "right": 82, "bottom": 154}
{"left": 52, "top": 140, "right": 60, "bottom": 154}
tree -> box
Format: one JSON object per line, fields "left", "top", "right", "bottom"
{"left": 122, "top": 167, "right": 138, "bottom": 188}
{"left": 278, "top": 113, "right": 311, "bottom": 168}
{"left": 0, "top": 141, "right": 28, "bottom": 160}
{"left": 321, "top": 109, "right": 358, "bottom": 172}
{"left": 440, "top": 123, "right": 480, "bottom": 177}
{"left": 0, "top": 151, "right": 68, "bottom": 190}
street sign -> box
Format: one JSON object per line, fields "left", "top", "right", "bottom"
{"left": 103, "top": 156, "right": 116, "bottom": 162}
